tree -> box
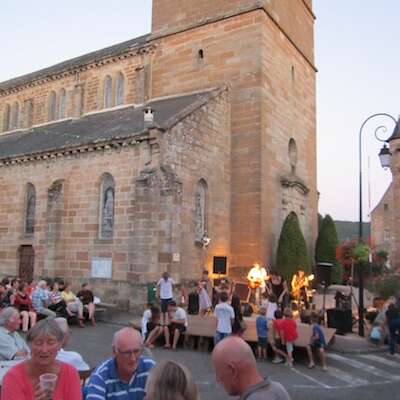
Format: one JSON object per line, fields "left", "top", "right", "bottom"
{"left": 315, "top": 214, "right": 342, "bottom": 283}
{"left": 276, "top": 212, "right": 311, "bottom": 281}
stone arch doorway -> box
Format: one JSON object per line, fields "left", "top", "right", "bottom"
{"left": 18, "top": 245, "right": 35, "bottom": 282}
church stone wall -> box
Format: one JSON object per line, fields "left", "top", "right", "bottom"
{"left": 150, "top": 6, "right": 317, "bottom": 274}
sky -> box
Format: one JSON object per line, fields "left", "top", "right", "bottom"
{"left": 1, "top": 0, "right": 399, "bottom": 222}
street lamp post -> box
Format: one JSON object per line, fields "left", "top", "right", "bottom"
{"left": 358, "top": 113, "right": 396, "bottom": 337}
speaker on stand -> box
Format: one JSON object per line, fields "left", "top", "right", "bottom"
{"left": 316, "top": 262, "right": 334, "bottom": 325}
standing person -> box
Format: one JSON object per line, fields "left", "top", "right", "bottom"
{"left": 164, "top": 301, "right": 187, "bottom": 350}
{"left": 386, "top": 302, "right": 400, "bottom": 355}
{"left": 212, "top": 336, "right": 292, "bottom": 400}
{"left": 157, "top": 272, "right": 175, "bottom": 324}
{"left": 13, "top": 282, "right": 37, "bottom": 332}
{"left": 31, "top": 280, "right": 56, "bottom": 318}
{"left": 262, "top": 293, "right": 278, "bottom": 322}
{"left": 77, "top": 282, "right": 96, "bottom": 326}
{"left": 0, "top": 307, "right": 30, "bottom": 360}
{"left": 200, "top": 269, "right": 213, "bottom": 303}
{"left": 85, "top": 327, "right": 155, "bottom": 399}
{"left": 1, "top": 319, "right": 82, "bottom": 399}
{"left": 266, "top": 271, "right": 289, "bottom": 310}
{"left": 291, "top": 269, "right": 310, "bottom": 309}
{"left": 280, "top": 308, "right": 298, "bottom": 367}
{"left": 271, "top": 310, "right": 287, "bottom": 364}
{"left": 145, "top": 360, "right": 199, "bottom": 400}
{"left": 256, "top": 307, "right": 268, "bottom": 361}
{"left": 306, "top": 313, "right": 328, "bottom": 370}
{"left": 198, "top": 281, "right": 212, "bottom": 316}
{"left": 214, "top": 291, "right": 235, "bottom": 345}
{"left": 61, "top": 283, "right": 85, "bottom": 327}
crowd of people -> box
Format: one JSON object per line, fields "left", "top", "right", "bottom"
{"left": 0, "top": 269, "right": 398, "bottom": 400}
{"left": 0, "top": 313, "right": 292, "bottom": 400}
{"left": 140, "top": 271, "right": 328, "bottom": 371}
{"left": 0, "top": 277, "right": 97, "bottom": 328}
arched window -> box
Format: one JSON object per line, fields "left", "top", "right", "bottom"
{"left": 23, "top": 99, "right": 34, "bottom": 128}
{"left": 58, "top": 89, "right": 66, "bottom": 119}
{"left": 25, "top": 183, "right": 36, "bottom": 235}
{"left": 195, "top": 179, "right": 208, "bottom": 242}
{"left": 2, "top": 104, "right": 10, "bottom": 132}
{"left": 288, "top": 138, "right": 298, "bottom": 172}
{"left": 48, "top": 91, "right": 57, "bottom": 121}
{"left": 10, "top": 101, "right": 19, "bottom": 130}
{"left": 100, "top": 173, "right": 115, "bottom": 238}
{"left": 103, "top": 75, "right": 113, "bottom": 109}
{"left": 115, "top": 72, "right": 125, "bottom": 106}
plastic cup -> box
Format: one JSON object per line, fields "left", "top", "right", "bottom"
{"left": 39, "top": 373, "right": 57, "bottom": 392}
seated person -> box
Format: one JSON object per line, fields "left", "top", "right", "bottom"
{"left": 61, "top": 283, "right": 85, "bottom": 327}
{"left": 85, "top": 327, "right": 155, "bottom": 399}
{"left": 0, "top": 307, "right": 30, "bottom": 360}
{"left": 13, "top": 282, "right": 37, "bottom": 332}
{"left": 144, "top": 305, "right": 163, "bottom": 348}
{"left": 31, "top": 280, "right": 56, "bottom": 318}
{"left": 1, "top": 319, "right": 82, "bottom": 399}
{"left": 163, "top": 300, "right": 187, "bottom": 350}
{"left": 77, "top": 282, "right": 96, "bottom": 326}
{"left": 141, "top": 304, "right": 152, "bottom": 340}
{"left": 48, "top": 281, "right": 67, "bottom": 314}
{"left": 145, "top": 360, "right": 198, "bottom": 400}
{"left": 54, "top": 318, "right": 90, "bottom": 371}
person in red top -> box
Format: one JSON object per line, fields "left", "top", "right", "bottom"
{"left": 280, "top": 308, "right": 298, "bottom": 367}
{"left": 1, "top": 318, "right": 82, "bottom": 400}
{"left": 271, "top": 309, "right": 288, "bottom": 364}
{"left": 13, "top": 282, "right": 37, "bottom": 332}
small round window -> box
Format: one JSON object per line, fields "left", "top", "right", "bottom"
{"left": 288, "top": 138, "right": 298, "bottom": 172}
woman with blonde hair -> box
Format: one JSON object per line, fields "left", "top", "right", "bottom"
{"left": 145, "top": 360, "right": 199, "bottom": 400}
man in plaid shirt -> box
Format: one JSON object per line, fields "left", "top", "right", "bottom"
{"left": 31, "top": 280, "right": 56, "bottom": 317}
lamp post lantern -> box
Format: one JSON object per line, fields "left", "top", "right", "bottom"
{"left": 358, "top": 113, "right": 396, "bottom": 337}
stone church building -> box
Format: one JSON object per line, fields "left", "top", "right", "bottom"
{"left": 371, "top": 120, "right": 400, "bottom": 269}
{"left": 0, "top": 0, "right": 318, "bottom": 306}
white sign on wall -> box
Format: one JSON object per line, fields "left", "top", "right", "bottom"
{"left": 91, "top": 257, "right": 112, "bottom": 279}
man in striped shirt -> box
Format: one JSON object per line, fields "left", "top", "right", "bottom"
{"left": 85, "top": 327, "right": 155, "bottom": 400}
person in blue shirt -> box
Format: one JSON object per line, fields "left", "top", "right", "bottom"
{"left": 85, "top": 327, "right": 155, "bottom": 400}
{"left": 256, "top": 306, "right": 268, "bottom": 361}
{"left": 306, "top": 313, "right": 327, "bottom": 370}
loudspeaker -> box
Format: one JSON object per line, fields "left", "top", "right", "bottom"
{"left": 316, "top": 262, "right": 333, "bottom": 286}
{"left": 327, "top": 308, "right": 352, "bottom": 334}
{"left": 213, "top": 256, "right": 227, "bottom": 275}
{"left": 187, "top": 291, "right": 199, "bottom": 315}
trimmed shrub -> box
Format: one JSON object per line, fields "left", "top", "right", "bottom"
{"left": 276, "top": 212, "right": 311, "bottom": 281}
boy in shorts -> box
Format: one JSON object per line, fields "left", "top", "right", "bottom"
{"left": 280, "top": 308, "right": 298, "bottom": 367}
{"left": 256, "top": 306, "right": 268, "bottom": 361}
{"left": 271, "top": 310, "right": 287, "bottom": 364}
{"left": 307, "top": 313, "right": 327, "bottom": 370}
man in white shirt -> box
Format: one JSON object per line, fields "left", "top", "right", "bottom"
{"left": 156, "top": 272, "right": 175, "bottom": 323}
{"left": 164, "top": 300, "right": 187, "bottom": 349}
{"left": 54, "top": 317, "right": 90, "bottom": 371}
{"left": 214, "top": 291, "right": 235, "bottom": 345}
